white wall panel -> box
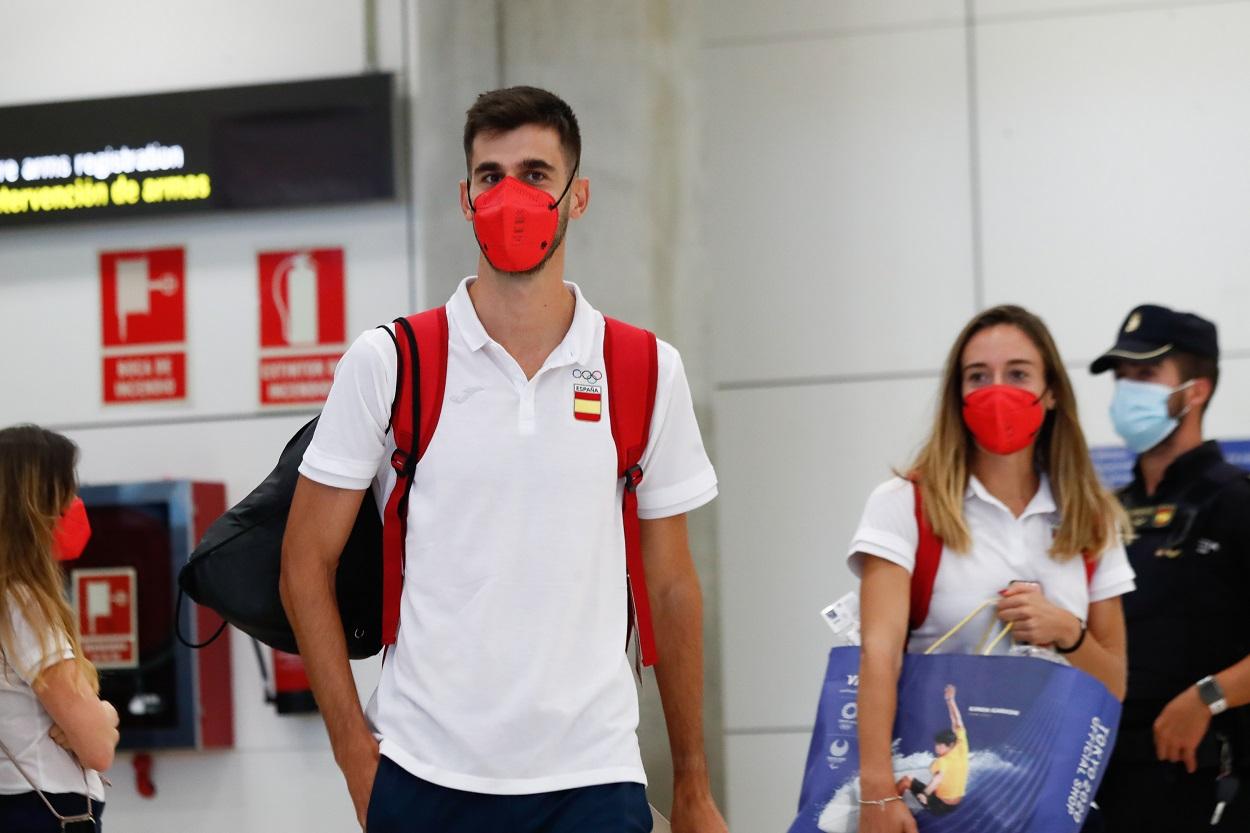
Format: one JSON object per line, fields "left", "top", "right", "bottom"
{"left": 0, "top": 2, "right": 366, "bottom": 106}
{"left": 977, "top": 0, "right": 1227, "bottom": 20}
{"left": 715, "top": 377, "right": 936, "bottom": 731}
{"left": 100, "top": 747, "right": 354, "bottom": 832}
{"left": 703, "top": 1, "right": 964, "bottom": 43}
{"left": 704, "top": 30, "right": 976, "bottom": 385}
{"left": 977, "top": 2, "right": 1250, "bottom": 360}
{"left": 725, "top": 731, "right": 811, "bottom": 832}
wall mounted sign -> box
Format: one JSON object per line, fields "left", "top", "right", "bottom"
{"left": 72, "top": 567, "right": 139, "bottom": 670}
{"left": 99, "top": 247, "right": 188, "bottom": 404}
{"left": 257, "top": 248, "right": 346, "bottom": 406}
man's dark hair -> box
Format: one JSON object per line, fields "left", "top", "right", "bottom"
{"left": 934, "top": 729, "right": 957, "bottom": 747}
{"left": 463, "top": 86, "right": 581, "bottom": 171}
{"left": 1172, "top": 351, "right": 1219, "bottom": 411}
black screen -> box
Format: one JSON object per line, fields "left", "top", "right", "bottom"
{"left": 0, "top": 73, "right": 394, "bottom": 227}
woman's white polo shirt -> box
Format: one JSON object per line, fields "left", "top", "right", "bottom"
{"left": 847, "top": 476, "right": 1135, "bottom": 655}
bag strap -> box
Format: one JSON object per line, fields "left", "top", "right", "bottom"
{"left": 0, "top": 731, "right": 93, "bottom": 825}
{"left": 909, "top": 480, "right": 1097, "bottom": 634}
{"left": 603, "top": 317, "right": 660, "bottom": 668}
{"left": 380, "top": 307, "right": 449, "bottom": 646}
{"left": 909, "top": 481, "right": 942, "bottom": 632}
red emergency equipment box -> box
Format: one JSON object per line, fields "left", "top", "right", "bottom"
{"left": 75, "top": 480, "right": 233, "bottom": 750}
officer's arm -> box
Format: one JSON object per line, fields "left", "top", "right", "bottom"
{"left": 1207, "top": 659, "right": 1250, "bottom": 710}
{"left": 280, "top": 475, "right": 377, "bottom": 824}
{"left": 640, "top": 513, "right": 725, "bottom": 827}
{"left": 1065, "top": 597, "right": 1128, "bottom": 701}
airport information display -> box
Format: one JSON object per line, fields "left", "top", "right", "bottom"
{"left": 0, "top": 73, "right": 394, "bottom": 227}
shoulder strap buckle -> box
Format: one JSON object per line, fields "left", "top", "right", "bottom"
{"left": 624, "top": 463, "right": 644, "bottom": 493}
{"left": 390, "top": 449, "right": 413, "bottom": 476}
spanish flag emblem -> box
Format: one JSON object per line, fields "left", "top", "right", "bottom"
{"left": 574, "top": 386, "right": 602, "bottom": 422}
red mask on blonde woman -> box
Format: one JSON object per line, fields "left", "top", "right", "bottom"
{"left": 53, "top": 496, "right": 91, "bottom": 561}
{"left": 962, "top": 385, "right": 1045, "bottom": 455}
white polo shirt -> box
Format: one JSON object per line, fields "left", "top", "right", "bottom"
{"left": 847, "top": 476, "right": 1135, "bottom": 655}
{"left": 1, "top": 590, "right": 105, "bottom": 801}
{"left": 300, "top": 277, "right": 717, "bottom": 794}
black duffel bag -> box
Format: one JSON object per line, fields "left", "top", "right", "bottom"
{"left": 177, "top": 416, "right": 385, "bottom": 659}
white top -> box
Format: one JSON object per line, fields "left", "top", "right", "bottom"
{"left": 301, "top": 277, "right": 717, "bottom": 794}
{"left": 847, "top": 476, "right": 1136, "bottom": 655}
{"left": 1, "top": 590, "right": 105, "bottom": 800}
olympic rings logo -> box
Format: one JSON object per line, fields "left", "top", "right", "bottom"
{"left": 572, "top": 369, "right": 603, "bottom": 382}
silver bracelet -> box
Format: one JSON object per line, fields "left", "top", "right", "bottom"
{"left": 858, "top": 795, "right": 903, "bottom": 810}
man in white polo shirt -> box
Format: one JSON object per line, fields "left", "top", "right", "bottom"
{"left": 280, "top": 86, "right": 725, "bottom": 833}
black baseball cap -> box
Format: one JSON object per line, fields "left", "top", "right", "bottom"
{"left": 1090, "top": 304, "right": 1219, "bottom": 374}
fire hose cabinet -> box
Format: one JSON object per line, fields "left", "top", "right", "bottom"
{"left": 74, "top": 480, "right": 233, "bottom": 750}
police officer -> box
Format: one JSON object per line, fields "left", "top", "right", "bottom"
{"left": 1089, "top": 304, "right": 1250, "bottom": 831}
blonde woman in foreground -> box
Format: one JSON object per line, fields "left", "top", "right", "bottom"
{"left": 848, "top": 306, "right": 1134, "bottom": 833}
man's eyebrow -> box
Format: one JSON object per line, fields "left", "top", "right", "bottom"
{"left": 472, "top": 161, "right": 504, "bottom": 176}
{"left": 518, "top": 158, "right": 557, "bottom": 172}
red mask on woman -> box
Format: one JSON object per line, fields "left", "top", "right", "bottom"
{"left": 53, "top": 497, "right": 92, "bottom": 561}
{"left": 469, "top": 171, "right": 576, "bottom": 274}
{"left": 962, "top": 385, "right": 1046, "bottom": 455}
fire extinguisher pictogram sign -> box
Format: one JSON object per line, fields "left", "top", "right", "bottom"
{"left": 257, "top": 249, "right": 347, "bottom": 406}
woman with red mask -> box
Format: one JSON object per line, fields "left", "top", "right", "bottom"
{"left": 849, "top": 306, "right": 1134, "bottom": 833}
{"left": 0, "top": 425, "right": 118, "bottom": 832}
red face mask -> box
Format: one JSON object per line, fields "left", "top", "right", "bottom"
{"left": 53, "top": 496, "right": 92, "bottom": 561}
{"left": 469, "top": 172, "right": 576, "bottom": 274}
{"left": 962, "top": 385, "right": 1046, "bottom": 456}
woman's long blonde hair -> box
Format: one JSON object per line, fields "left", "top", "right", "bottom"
{"left": 909, "top": 306, "right": 1126, "bottom": 559}
{"left": 0, "top": 425, "right": 99, "bottom": 690}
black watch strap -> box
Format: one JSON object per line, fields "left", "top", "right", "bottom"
{"left": 1198, "top": 675, "right": 1229, "bottom": 715}
{"left": 1056, "top": 620, "right": 1087, "bottom": 654}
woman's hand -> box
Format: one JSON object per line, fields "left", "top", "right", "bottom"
{"left": 49, "top": 723, "right": 72, "bottom": 751}
{"left": 858, "top": 797, "right": 918, "bottom": 833}
{"left": 995, "top": 582, "right": 1082, "bottom": 648}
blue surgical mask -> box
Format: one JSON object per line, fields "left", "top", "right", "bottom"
{"left": 1110, "top": 378, "right": 1194, "bottom": 454}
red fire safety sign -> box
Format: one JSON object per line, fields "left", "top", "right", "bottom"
{"left": 72, "top": 567, "right": 139, "bottom": 669}
{"left": 99, "top": 248, "right": 187, "bottom": 404}
{"left": 257, "top": 249, "right": 346, "bottom": 406}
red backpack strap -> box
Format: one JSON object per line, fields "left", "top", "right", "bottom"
{"left": 1083, "top": 551, "right": 1097, "bottom": 587}
{"left": 909, "top": 481, "right": 943, "bottom": 633}
{"left": 603, "top": 317, "right": 660, "bottom": 668}
{"left": 380, "top": 307, "right": 449, "bottom": 646}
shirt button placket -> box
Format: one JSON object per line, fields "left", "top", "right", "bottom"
{"left": 518, "top": 382, "right": 537, "bottom": 435}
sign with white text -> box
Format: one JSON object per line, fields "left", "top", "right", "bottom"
{"left": 258, "top": 248, "right": 346, "bottom": 406}
{"left": 99, "top": 248, "right": 187, "bottom": 404}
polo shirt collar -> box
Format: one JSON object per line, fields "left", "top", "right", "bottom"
{"left": 966, "top": 472, "right": 1057, "bottom": 518}
{"left": 446, "top": 276, "right": 598, "bottom": 367}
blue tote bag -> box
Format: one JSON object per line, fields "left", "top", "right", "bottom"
{"left": 789, "top": 617, "right": 1121, "bottom": 833}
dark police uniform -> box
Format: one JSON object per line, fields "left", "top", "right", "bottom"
{"left": 1095, "top": 442, "right": 1250, "bottom": 831}
{"left": 1088, "top": 305, "right": 1250, "bottom": 832}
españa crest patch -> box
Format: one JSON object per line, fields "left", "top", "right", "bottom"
{"left": 572, "top": 368, "right": 603, "bottom": 422}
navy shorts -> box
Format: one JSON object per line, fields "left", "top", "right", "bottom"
{"left": 366, "top": 756, "right": 653, "bottom": 833}
{"left": 0, "top": 792, "right": 103, "bottom": 832}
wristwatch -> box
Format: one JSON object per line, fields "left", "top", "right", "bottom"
{"left": 1197, "top": 675, "right": 1229, "bottom": 716}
